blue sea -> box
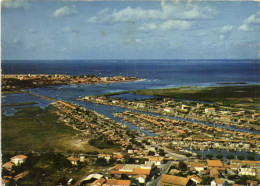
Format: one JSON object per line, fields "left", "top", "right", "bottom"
{"left": 2, "top": 60, "right": 260, "bottom": 88}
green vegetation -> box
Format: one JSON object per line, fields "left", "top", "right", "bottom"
{"left": 217, "top": 82, "right": 248, "bottom": 85}
{"left": 130, "top": 85, "right": 260, "bottom": 108}
{"left": 2, "top": 102, "right": 38, "bottom": 107}
{"left": 178, "top": 161, "right": 187, "bottom": 171}
{"left": 2, "top": 106, "right": 78, "bottom": 152}
{"left": 216, "top": 154, "right": 223, "bottom": 159}
{"left": 205, "top": 154, "right": 213, "bottom": 160}
{"left": 226, "top": 154, "right": 235, "bottom": 160}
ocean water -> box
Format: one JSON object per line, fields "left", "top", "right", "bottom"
{"left": 2, "top": 60, "right": 260, "bottom": 88}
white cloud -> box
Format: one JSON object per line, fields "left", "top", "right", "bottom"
{"left": 244, "top": 11, "right": 260, "bottom": 25}
{"left": 238, "top": 24, "right": 254, "bottom": 32}
{"left": 219, "top": 35, "right": 225, "bottom": 40}
{"left": 53, "top": 5, "right": 77, "bottom": 17}
{"left": 2, "top": 0, "right": 30, "bottom": 9}
{"left": 219, "top": 25, "right": 233, "bottom": 33}
{"left": 140, "top": 23, "right": 158, "bottom": 31}
{"left": 88, "top": 1, "right": 217, "bottom": 24}
{"left": 159, "top": 20, "right": 192, "bottom": 30}
{"left": 238, "top": 11, "right": 260, "bottom": 32}
{"left": 140, "top": 20, "right": 192, "bottom": 31}
{"left": 28, "top": 28, "right": 38, "bottom": 34}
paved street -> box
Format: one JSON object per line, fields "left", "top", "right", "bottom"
{"left": 146, "top": 161, "right": 173, "bottom": 186}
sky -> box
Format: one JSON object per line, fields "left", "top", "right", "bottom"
{"left": 1, "top": 0, "right": 260, "bottom": 60}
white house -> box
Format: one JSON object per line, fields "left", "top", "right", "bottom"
{"left": 205, "top": 108, "right": 216, "bottom": 114}
{"left": 10, "top": 155, "right": 27, "bottom": 166}
{"left": 67, "top": 156, "right": 80, "bottom": 166}
{"left": 238, "top": 168, "right": 256, "bottom": 176}
{"left": 211, "top": 178, "right": 227, "bottom": 186}
{"left": 147, "top": 156, "right": 164, "bottom": 166}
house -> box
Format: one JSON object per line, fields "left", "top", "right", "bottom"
{"left": 205, "top": 108, "right": 216, "bottom": 114}
{"left": 10, "top": 155, "right": 27, "bottom": 166}
{"left": 182, "top": 105, "right": 189, "bottom": 111}
{"left": 82, "top": 174, "right": 104, "bottom": 185}
{"left": 163, "top": 107, "right": 173, "bottom": 112}
{"left": 210, "top": 168, "right": 220, "bottom": 178}
{"left": 2, "top": 162, "right": 15, "bottom": 171}
{"left": 14, "top": 171, "right": 29, "bottom": 181}
{"left": 159, "top": 174, "right": 194, "bottom": 186}
{"left": 211, "top": 178, "right": 227, "bottom": 186}
{"left": 207, "top": 160, "right": 224, "bottom": 170}
{"left": 189, "top": 162, "right": 206, "bottom": 172}
{"left": 67, "top": 156, "right": 80, "bottom": 166}
{"left": 104, "top": 179, "right": 131, "bottom": 186}
{"left": 134, "top": 175, "right": 146, "bottom": 184}
{"left": 238, "top": 168, "right": 256, "bottom": 176}
{"left": 98, "top": 154, "right": 112, "bottom": 162}
{"left": 147, "top": 156, "right": 164, "bottom": 166}
{"left": 187, "top": 175, "right": 202, "bottom": 185}
{"left": 91, "top": 178, "right": 106, "bottom": 186}
{"left": 1, "top": 178, "right": 10, "bottom": 186}
{"left": 246, "top": 180, "right": 258, "bottom": 186}
{"left": 109, "top": 163, "right": 153, "bottom": 178}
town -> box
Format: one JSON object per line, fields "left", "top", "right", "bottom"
{"left": 2, "top": 94, "right": 260, "bottom": 185}
{"left": 1, "top": 74, "right": 141, "bottom": 91}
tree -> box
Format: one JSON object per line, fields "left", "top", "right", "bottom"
{"left": 96, "top": 158, "right": 107, "bottom": 166}
{"left": 226, "top": 154, "right": 235, "bottom": 160}
{"left": 216, "top": 155, "right": 223, "bottom": 159}
{"left": 237, "top": 155, "right": 244, "bottom": 160}
{"left": 196, "top": 154, "right": 202, "bottom": 159}
{"left": 206, "top": 154, "right": 213, "bottom": 160}
{"left": 201, "top": 176, "right": 214, "bottom": 185}
{"left": 178, "top": 161, "right": 187, "bottom": 171}
{"left": 247, "top": 155, "right": 255, "bottom": 160}
{"left": 148, "top": 151, "right": 155, "bottom": 156}
{"left": 121, "top": 174, "right": 129, "bottom": 180}
{"left": 159, "top": 149, "right": 166, "bottom": 157}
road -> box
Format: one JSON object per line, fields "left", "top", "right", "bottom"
{"left": 146, "top": 161, "right": 173, "bottom": 186}
{"left": 151, "top": 144, "right": 188, "bottom": 161}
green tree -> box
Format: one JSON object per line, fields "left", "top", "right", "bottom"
{"left": 201, "top": 176, "right": 214, "bottom": 185}
{"left": 206, "top": 154, "right": 213, "bottom": 160}
{"left": 178, "top": 161, "right": 187, "bottom": 171}
{"left": 237, "top": 155, "right": 244, "bottom": 160}
{"left": 159, "top": 149, "right": 166, "bottom": 157}
{"left": 148, "top": 151, "right": 155, "bottom": 156}
{"left": 247, "top": 155, "right": 255, "bottom": 160}
{"left": 96, "top": 158, "right": 107, "bottom": 166}
{"left": 216, "top": 155, "right": 223, "bottom": 159}
{"left": 226, "top": 154, "right": 235, "bottom": 160}
{"left": 196, "top": 154, "right": 202, "bottom": 159}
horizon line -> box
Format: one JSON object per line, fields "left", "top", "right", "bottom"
{"left": 2, "top": 59, "right": 260, "bottom": 61}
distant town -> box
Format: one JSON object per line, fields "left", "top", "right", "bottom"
{"left": 1, "top": 74, "right": 141, "bottom": 91}
{"left": 1, "top": 74, "right": 260, "bottom": 186}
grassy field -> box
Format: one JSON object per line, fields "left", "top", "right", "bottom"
{"left": 1, "top": 106, "right": 118, "bottom": 153}
{"left": 131, "top": 85, "right": 260, "bottom": 107}
{"left": 2, "top": 102, "right": 38, "bottom": 107}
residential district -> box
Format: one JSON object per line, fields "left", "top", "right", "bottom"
{"left": 2, "top": 96, "right": 260, "bottom": 186}
{"left": 1, "top": 74, "right": 140, "bottom": 91}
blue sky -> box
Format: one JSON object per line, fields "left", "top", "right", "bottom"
{"left": 1, "top": 0, "right": 260, "bottom": 60}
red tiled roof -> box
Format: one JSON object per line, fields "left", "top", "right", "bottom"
{"left": 207, "top": 160, "right": 223, "bottom": 167}
{"left": 11, "top": 155, "right": 27, "bottom": 160}
{"left": 105, "top": 179, "right": 131, "bottom": 186}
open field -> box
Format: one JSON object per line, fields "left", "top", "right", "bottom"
{"left": 131, "top": 85, "right": 260, "bottom": 108}
{"left": 1, "top": 106, "right": 118, "bottom": 153}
